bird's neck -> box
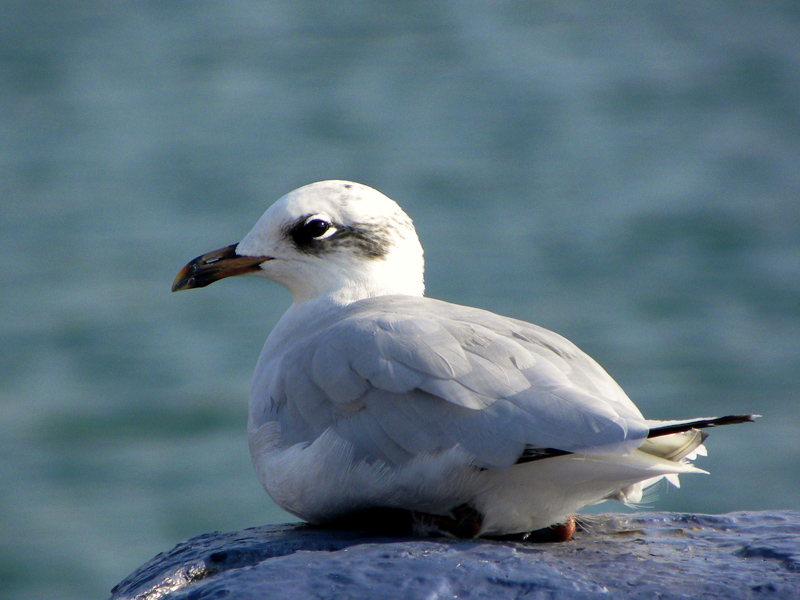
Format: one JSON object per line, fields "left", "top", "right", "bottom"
{"left": 264, "top": 288, "right": 413, "bottom": 357}
{"left": 287, "top": 248, "right": 425, "bottom": 305}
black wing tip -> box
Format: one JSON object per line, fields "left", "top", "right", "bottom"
{"left": 712, "top": 413, "right": 760, "bottom": 426}
{"left": 648, "top": 414, "right": 760, "bottom": 439}
{"left": 515, "top": 414, "right": 760, "bottom": 465}
{"left": 515, "top": 446, "right": 573, "bottom": 465}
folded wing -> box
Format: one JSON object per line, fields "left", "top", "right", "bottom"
{"left": 260, "top": 296, "right": 651, "bottom": 470}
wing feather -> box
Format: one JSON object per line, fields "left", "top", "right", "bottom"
{"left": 257, "top": 295, "right": 648, "bottom": 470}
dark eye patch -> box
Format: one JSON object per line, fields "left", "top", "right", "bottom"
{"left": 286, "top": 215, "right": 391, "bottom": 259}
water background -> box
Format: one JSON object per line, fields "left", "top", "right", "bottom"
{"left": 2, "top": 2, "right": 799, "bottom": 599}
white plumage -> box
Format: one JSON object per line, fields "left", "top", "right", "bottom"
{"left": 173, "top": 180, "right": 754, "bottom": 538}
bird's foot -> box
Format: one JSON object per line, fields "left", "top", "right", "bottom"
{"left": 494, "top": 515, "right": 577, "bottom": 543}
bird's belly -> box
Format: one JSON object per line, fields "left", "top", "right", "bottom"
{"left": 248, "top": 421, "right": 481, "bottom": 523}
{"left": 247, "top": 421, "right": 685, "bottom": 535}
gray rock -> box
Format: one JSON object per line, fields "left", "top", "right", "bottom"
{"left": 110, "top": 511, "right": 800, "bottom": 599}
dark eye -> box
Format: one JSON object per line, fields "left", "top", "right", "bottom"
{"left": 291, "top": 217, "right": 334, "bottom": 248}
{"left": 303, "top": 219, "right": 330, "bottom": 239}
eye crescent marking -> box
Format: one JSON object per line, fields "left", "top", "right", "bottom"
{"left": 315, "top": 226, "right": 337, "bottom": 240}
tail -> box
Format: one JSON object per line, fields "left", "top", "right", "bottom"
{"left": 516, "top": 414, "right": 758, "bottom": 465}
{"left": 607, "top": 414, "right": 759, "bottom": 505}
{"left": 639, "top": 413, "right": 759, "bottom": 466}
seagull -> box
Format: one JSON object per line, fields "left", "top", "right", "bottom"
{"left": 172, "top": 180, "right": 756, "bottom": 541}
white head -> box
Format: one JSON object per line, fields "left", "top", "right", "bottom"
{"left": 173, "top": 180, "right": 425, "bottom": 304}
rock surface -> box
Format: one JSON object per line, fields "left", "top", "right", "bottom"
{"left": 110, "top": 511, "right": 800, "bottom": 599}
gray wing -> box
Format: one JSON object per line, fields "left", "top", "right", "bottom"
{"left": 263, "top": 295, "right": 648, "bottom": 470}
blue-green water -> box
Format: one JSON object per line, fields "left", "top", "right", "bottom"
{"left": 2, "top": 2, "right": 799, "bottom": 599}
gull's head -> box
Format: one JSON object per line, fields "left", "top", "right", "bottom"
{"left": 172, "top": 180, "right": 425, "bottom": 304}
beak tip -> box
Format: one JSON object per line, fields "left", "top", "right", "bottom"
{"left": 171, "top": 244, "right": 270, "bottom": 293}
{"left": 171, "top": 265, "right": 194, "bottom": 292}
{"left": 172, "top": 276, "right": 203, "bottom": 292}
